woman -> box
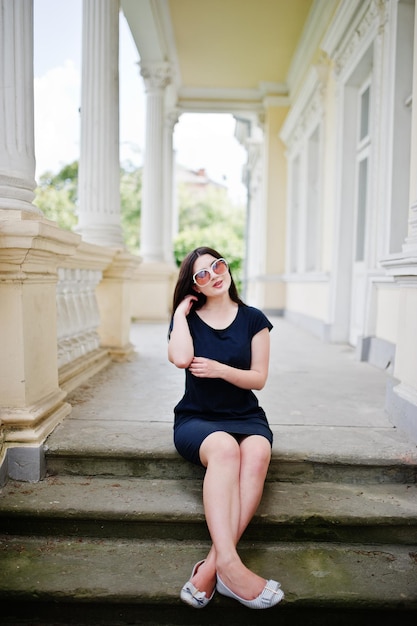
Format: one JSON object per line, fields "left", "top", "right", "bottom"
{"left": 168, "top": 246, "right": 284, "bottom": 610}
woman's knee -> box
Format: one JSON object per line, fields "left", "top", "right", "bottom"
{"left": 199, "top": 431, "right": 240, "bottom": 467}
{"left": 240, "top": 436, "right": 271, "bottom": 475}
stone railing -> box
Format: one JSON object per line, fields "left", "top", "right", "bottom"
{"left": 0, "top": 214, "right": 141, "bottom": 483}
{"left": 56, "top": 267, "right": 102, "bottom": 369}
{"left": 57, "top": 241, "right": 140, "bottom": 393}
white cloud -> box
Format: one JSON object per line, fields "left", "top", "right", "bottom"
{"left": 34, "top": 61, "right": 81, "bottom": 179}
{"left": 174, "top": 113, "right": 247, "bottom": 204}
{"left": 32, "top": 9, "right": 247, "bottom": 204}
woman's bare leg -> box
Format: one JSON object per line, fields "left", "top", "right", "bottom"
{"left": 190, "top": 433, "right": 271, "bottom": 599}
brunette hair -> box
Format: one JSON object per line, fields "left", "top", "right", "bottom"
{"left": 171, "top": 246, "right": 245, "bottom": 313}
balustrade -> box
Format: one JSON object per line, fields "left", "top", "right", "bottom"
{"left": 56, "top": 268, "right": 102, "bottom": 369}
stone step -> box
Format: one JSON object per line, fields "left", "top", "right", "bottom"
{"left": 1, "top": 476, "right": 416, "bottom": 545}
{"left": 1, "top": 535, "right": 416, "bottom": 618}
{"left": 44, "top": 421, "right": 417, "bottom": 484}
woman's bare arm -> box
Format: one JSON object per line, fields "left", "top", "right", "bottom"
{"left": 168, "top": 295, "right": 196, "bottom": 368}
{"left": 188, "top": 327, "right": 270, "bottom": 390}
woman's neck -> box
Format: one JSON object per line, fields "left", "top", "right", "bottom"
{"left": 197, "top": 295, "right": 238, "bottom": 329}
{"left": 202, "top": 293, "right": 236, "bottom": 311}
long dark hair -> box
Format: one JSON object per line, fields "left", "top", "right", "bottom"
{"left": 172, "top": 246, "right": 245, "bottom": 314}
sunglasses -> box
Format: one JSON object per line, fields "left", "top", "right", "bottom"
{"left": 192, "top": 258, "right": 229, "bottom": 286}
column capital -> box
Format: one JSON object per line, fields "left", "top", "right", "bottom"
{"left": 140, "top": 61, "right": 172, "bottom": 92}
{"left": 165, "top": 108, "right": 180, "bottom": 131}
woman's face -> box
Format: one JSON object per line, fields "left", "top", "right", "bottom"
{"left": 192, "top": 254, "right": 231, "bottom": 296}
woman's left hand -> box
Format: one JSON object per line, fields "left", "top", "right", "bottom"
{"left": 189, "top": 356, "right": 223, "bottom": 379}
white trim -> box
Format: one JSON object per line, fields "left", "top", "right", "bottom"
{"left": 179, "top": 86, "right": 262, "bottom": 102}
{"left": 156, "top": 0, "right": 182, "bottom": 88}
{"left": 258, "top": 82, "right": 288, "bottom": 96}
{"left": 380, "top": 254, "right": 417, "bottom": 277}
{"left": 121, "top": 0, "right": 165, "bottom": 59}
{"left": 177, "top": 87, "right": 288, "bottom": 114}
{"left": 321, "top": 0, "right": 369, "bottom": 58}
{"left": 263, "top": 95, "right": 290, "bottom": 108}
{"left": 287, "top": 0, "right": 339, "bottom": 97}
{"left": 280, "top": 68, "right": 323, "bottom": 147}
{"left": 283, "top": 272, "right": 330, "bottom": 283}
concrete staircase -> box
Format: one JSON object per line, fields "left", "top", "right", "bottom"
{"left": 1, "top": 425, "right": 417, "bottom": 626}
{"left": 1, "top": 319, "right": 417, "bottom": 625}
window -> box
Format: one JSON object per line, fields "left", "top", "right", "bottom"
{"left": 306, "top": 127, "right": 320, "bottom": 271}
{"left": 354, "top": 80, "right": 371, "bottom": 263}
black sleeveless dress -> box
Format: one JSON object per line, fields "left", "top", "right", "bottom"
{"left": 171, "top": 305, "right": 273, "bottom": 466}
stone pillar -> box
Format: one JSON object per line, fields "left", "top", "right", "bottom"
{"left": 77, "top": 0, "right": 124, "bottom": 247}
{"left": 382, "top": 5, "right": 417, "bottom": 443}
{"left": 0, "top": 0, "right": 83, "bottom": 483}
{"left": 131, "top": 61, "right": 176, "bottom": 321}
{"left": 140, "top": 61, "right": 171, "bottom": 262}
{"left": 96, "top": 250, "right": 139, "bottom": 360}
{"left": 0, "top": 221, "right": 80, "bottom": 482}
{"left": 163, "top": 109, "right": 179, "bottom": 264}
{"left": 0, "top": 0, "right": 38, "bottom": 214}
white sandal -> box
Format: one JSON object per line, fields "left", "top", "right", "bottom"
{"left": 216, "top": 574, "right": 284, "bottom": 609}
{"left": 180, "top": 560, "right": 216, "bottom": 609}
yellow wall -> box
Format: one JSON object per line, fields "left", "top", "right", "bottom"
{"left": 286, "top": 281, "right": 330, "bottom": 321}
{"left": 264, "top": 105, "right": 288, "bottom": 276}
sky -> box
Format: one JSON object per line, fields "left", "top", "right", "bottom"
{"left": 33, "top": 0, "right": 247, "bottom": 203}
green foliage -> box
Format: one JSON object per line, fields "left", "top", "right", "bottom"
{"left": 120, "top": 162, "right": 142, "bottom": 253}
{"left": 34, "top": 160, "right": 142, "bottom": 254}
{"left": 173, "top": 181, "right": 245, "bottom": 290}
{"left": 33, "top": 161, "right": 246, "bottom": 282}
{"left": 34, "top": 163, "right": 78, "bottom": 230}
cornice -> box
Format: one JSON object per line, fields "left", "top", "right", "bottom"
{"left": 178, "top": 87, "right": 263, "bottom": 114}
{"left": 280, "top": 67, "right": 323, "bottom": 146}
{"left": 287, "top": 0, "right": 339, "bottom": 98}
{"left": 177, "top": 85, "right": 289, "bottom": 115}
{"left": 321, "top": 0, "right": 367, "bottom": 58}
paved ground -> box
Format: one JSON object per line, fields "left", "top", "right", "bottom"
{"left": 54, "top": 316, "right": 417, "bottom": 466}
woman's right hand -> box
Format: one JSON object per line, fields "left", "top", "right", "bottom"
{"left": 175, "top": 294, "right": 198, "bottom": 317}
{"left": 169, "top": 294, "right": 197, "bottom": 368}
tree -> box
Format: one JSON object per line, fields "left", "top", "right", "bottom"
{"left": 34, "top": 162, "right": 78, "bottom": 230}
{"left": 34, "top": 161, "right": 142, "bottom": 255}
{"left": 173, "top": 181, "right": 245, "bottom": 288}
{"left": 120, "top": 161, "right": 142, "bottom": 253}
{"left": 33, "top": 161, "right": 246, "bottom": 279}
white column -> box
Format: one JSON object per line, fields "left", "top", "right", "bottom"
{"left": 0, "top": 0, "right": 38, "bottom": 213}
{"left": 163, "top": 109, "right": 179, "bottom": 264}
{"left": 77, "top": 0, "right": 124, "bottom": 247}
{"left": 140, "top": 61, "right": 171, "bottom": 262}
{"left": 404, "top": 3, "right": 417, "bottom": 254}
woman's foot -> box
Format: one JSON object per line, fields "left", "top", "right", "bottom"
{"left": 216, "top": 558, "right": 266, "bottom": 601}
{"left": 189, "top": 559, "right": 217, "bottom": 598}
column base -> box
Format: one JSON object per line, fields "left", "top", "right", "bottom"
{"left": 96, "top": 250, "right": 141, "bottom": 352}
{"left": 107, "top": 342, "right": 137, "bottom": 363}
{"left": 5, "top": 445, "right": 46, "bottom": 483}
{"left": 132, "top": 261, "right": 178, "bottom": 321}
{"left": 386, "top": 380, "right": 417, "bottom": 444}
{"left": 59, "top": 348, "right": 113, "bottom": 394}
{"left": 3, "top": 389, "right": 71, "bottom": 445}
{"left": 1, "top": 390, "right": 71, "bottom": 483}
